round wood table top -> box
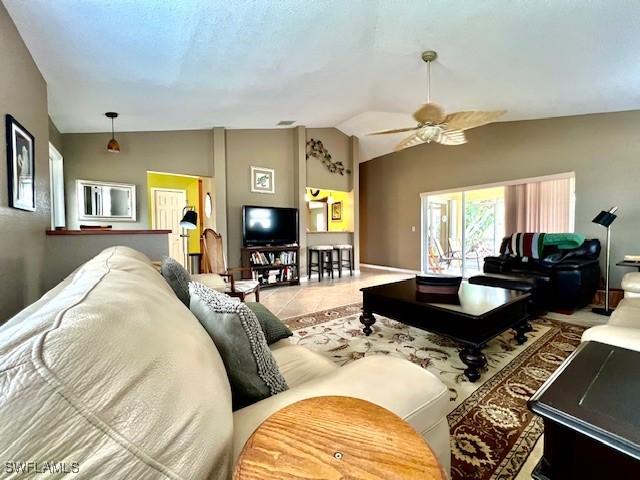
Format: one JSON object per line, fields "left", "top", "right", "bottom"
{"left": 233, "top": 395, "right": 445, "bottom": 480}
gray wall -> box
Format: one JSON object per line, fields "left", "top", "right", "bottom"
{"left": 224, "top": 128, "right": 356, "bottom": 268}
{"left": 306, "top": 128, "right": 353, "bottom": 191}
{"left": 225, "top": 129, "right": 295, "bottom": 267}
{"left": 44, "top": 233, "right": 169, "bottom": 290}
{"left": 48, "top": 117, "right": 63, "bottom": 154}
{"left": 305, "top": 128, "right": 355, "bottom": 251}
{"left": 360, "top": 110, "right": 640, "bottom": 287}
{"left": 60, "top": 126, "right": 357, "bottom": 275}
{"left": 62, "top": 130, "right": 214, "bottom": 229}
{"left": 0, "top": 2, "right": 50, "bottom": 320}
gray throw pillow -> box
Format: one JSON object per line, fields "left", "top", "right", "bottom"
{"left": 161, "top": 257, "right": 191, "bottom": 307}
{"left": 246, "top": 302, "right": 293, "bottom": 345}
{"left": 189, "top": 282, "right": 288, "bottom": 410}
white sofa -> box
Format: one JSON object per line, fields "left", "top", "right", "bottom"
{"left": 0, "top": 246, "right": 451, "bottom": 479}
{"left": 582, "top": 272, "right": 640, "bottom": 351}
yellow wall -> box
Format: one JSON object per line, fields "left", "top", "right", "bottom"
{"left": 147, "top": 172, "right": 201, "bottom": 253}
{"left": 306, "top": 187, "right": 354, "bottom": 232}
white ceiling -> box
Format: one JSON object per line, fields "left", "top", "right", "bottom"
{"left": 5, "top": 0, "right": 640, "bottom": 160}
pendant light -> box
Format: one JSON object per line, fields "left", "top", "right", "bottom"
{"left": 105, "top": 112, "right": 121, "bottom": 153}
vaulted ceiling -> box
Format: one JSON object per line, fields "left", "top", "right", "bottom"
{"left": 5, "top": 0, "right": 640, "bottom": 159}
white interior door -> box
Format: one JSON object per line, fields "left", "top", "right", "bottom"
{"left": 152, "top": 189, "right": 187, "bottom": 266}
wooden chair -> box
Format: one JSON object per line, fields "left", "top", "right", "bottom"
{"left": 201, "top": 228, "right": 260, "bottom": 302}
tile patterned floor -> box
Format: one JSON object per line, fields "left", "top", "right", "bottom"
{"left": 259, "top": 268, "right": 412, "bottom": 319}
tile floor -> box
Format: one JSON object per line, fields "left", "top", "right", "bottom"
{"left": 259, "top": 267, "right": 608, "bottom": 480}
{"left": 259, "top": 268, "right": 412, "bottom": 319}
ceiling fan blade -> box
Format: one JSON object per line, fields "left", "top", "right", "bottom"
{"left": 436, "top": 129, "right": 467, "bottom": 145}
{"left": 413, "top": 103, "right": 445, "bottom": 124}
{"left": 442, "top": 110, "right": 506, "bottom": 131}
{"left": 395, "top": 132, "right": 425, "bottom": 151}
{"left": 367, "top": 126, "right": 419, "bottom": 136}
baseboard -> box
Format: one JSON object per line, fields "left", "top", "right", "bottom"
{"left": 359, "top": 263, "right": 421, "bottom": 274}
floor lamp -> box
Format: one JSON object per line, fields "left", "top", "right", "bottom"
{"left": 592, "top": 206, "right": 618, "bottom": 316}
{"left": 180, "top": 206, "right": 198, "bottom": 273}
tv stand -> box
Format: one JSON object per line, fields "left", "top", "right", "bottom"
{"left": 241, "top": 245, "right": 300, "bottom": 288}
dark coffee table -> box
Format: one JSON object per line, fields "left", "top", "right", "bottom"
{"left": 360, "top": 279, "right": 531, "bottom": 381}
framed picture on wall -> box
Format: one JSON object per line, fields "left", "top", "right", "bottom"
{"left": 331, "top": 201, "right": 342, "bottom": 221}
{"left": 5, "top": 114, "right": 36, "bottom": 212}
{"left": 250, "top": 166, "right": 275, "bottom": 194}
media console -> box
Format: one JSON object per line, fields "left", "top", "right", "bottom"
{"left": 240, "top": 244, "right": 300, "bottom": 288}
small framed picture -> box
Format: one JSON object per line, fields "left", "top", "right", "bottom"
{"left": 331, "top": 201, "right": 342, "bottom": 220}
{"left": 250, "top": 166, "right": 275, "bottom": 194}
{"left": 6, "top": 114, "right": 35, "bottom": 212}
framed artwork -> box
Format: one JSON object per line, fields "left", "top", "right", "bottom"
{"left": 331, "top": 201, "right": 342, "bottom": 221}
{"left": 6, "top": 114, "right": 35, "bottom": 212}
{"left": 250, "top": 166, "right": 275, "bottom": 194}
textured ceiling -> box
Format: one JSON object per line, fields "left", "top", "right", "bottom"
{"left": 5, "top": 0, "right": 640, "bottom": 159}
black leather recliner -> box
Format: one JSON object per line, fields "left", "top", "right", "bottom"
{"left": 469, "top": 238, "right": 601, "bottom": 314}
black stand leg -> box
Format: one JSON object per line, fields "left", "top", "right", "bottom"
{"left": 308, "top": 250, "right": 312, "bottom": 280}
{"left": 319, "top": 254, "right": 324, "bottom": 281}
{"left": 337, "top": 249, "right": 342, "bottom": 278}
{"left": 360, "top": 311, "right": 376, "bottom": 336}
{"left": 459, "top": 347, "right": 487, "bottom": 382}
{"left": 514, "top": 321, "right": 531, "bottom": 345}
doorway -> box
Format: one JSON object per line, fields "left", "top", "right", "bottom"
{"left": 151, "top": 188, "right": 187, "bottom": 266}
{"left": 423, "top": 188, "right": 501, "bottom": 277}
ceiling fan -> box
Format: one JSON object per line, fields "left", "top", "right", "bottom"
{"left": 369, "top": 50, "right": 506, "bottom": 150}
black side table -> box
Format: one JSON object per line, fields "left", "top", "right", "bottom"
{"left": 528, "top": 341, "right": 640, "bottom": 479}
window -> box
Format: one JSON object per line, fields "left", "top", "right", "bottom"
{"left": 421, "top": 173, "right": 575, "bottom": 277}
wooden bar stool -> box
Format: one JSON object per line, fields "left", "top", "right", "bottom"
{"left": 333, "top": 244, "right": 353, "bottom": 278}
{"left": 308, "top": 245, "right": 335, "bottom": 281}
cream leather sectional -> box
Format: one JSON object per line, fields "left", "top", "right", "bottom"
{"left": 0, "top": 246, "right": 451, "bottom": 479}
{"left": 582, "top": 272, "right": 640, "bottom": 351}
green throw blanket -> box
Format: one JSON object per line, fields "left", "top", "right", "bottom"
{"left": 542, "top": 233, "right": 585, "bottom": 250}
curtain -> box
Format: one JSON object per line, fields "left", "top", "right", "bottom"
{"left": 505, "top": 178, "right": 573, "bottom": 234}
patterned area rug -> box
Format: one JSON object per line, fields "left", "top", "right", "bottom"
{"left": 283, "top": 303, "right": 585, "bottom": 480}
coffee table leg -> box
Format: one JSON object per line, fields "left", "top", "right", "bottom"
{"left": 360, "top": 311, "right": 376, "bottom": 336}
{"left": 514, "top": 321, "right": 531, "bottom": 345}
{"left": 459, "top": 347, "right": 487, "bottom": 382}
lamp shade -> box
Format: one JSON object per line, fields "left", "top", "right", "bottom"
{"left": 107, "top": 137, "right": 120, "bottom": 153}
{"left": 592, "top": 208, "right": 618, "bottom": 227}
{"left": 180, "top": 210, "right": 198, "bottom": 230}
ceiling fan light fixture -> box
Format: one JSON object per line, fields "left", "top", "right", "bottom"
{"left": 416, "top": 125, "right": 443, "bottom": 143}
{"left": 105, "top": 112, "right": 120, "bottom": 153}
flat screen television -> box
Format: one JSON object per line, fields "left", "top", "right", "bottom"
{"left": 242, "top": 206, "right": 298, "bottom": 246}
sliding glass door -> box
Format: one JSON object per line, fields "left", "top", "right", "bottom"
{"left": 423, "top": 187, "right": 505, "bottom": 277}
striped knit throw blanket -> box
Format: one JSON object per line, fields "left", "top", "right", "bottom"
{"left": 501, "top": 233, "right": 546, "bottom": 260}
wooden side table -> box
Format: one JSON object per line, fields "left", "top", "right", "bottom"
{"left": 234, "top": 396, "right": 445, "bottom": 480}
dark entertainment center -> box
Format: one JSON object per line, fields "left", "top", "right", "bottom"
{"left": 240, "top": 205, "right": 300, "bottom": 288}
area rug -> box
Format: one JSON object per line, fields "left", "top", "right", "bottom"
{"left": 283, "top": 303, "right": 585, "bottom": 480}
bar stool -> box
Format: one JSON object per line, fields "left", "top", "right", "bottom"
{"left": 308, "top": 245, "right": 335, "bottom": 281}
{"left": 333, "top": 244, "right": 354, "bottom": 278}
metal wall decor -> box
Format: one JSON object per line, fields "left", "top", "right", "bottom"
{"left": 306, "top": 138, "right": 351, "bottom": 176}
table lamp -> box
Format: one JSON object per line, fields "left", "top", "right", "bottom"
{"left": 592, "top": 206, "right": 618, "bottom": 316}
{"left": 180, "top": 207, "right": 198, "bottom": 273}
